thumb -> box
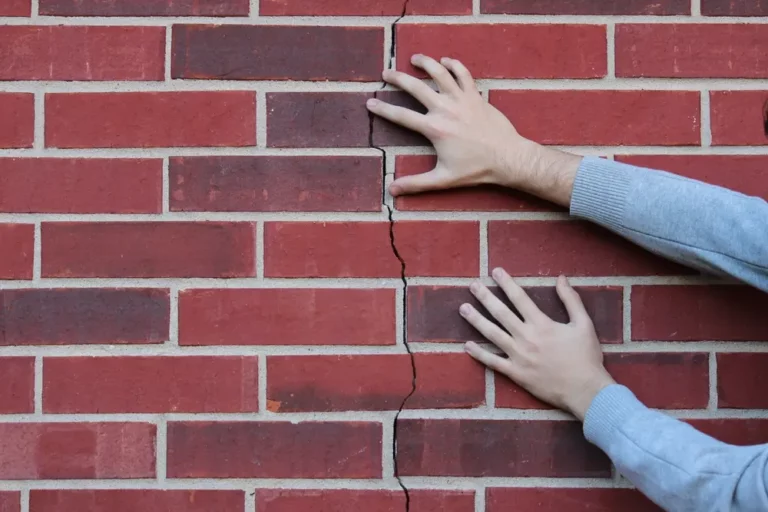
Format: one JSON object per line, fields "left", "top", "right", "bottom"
{"left": 389, "top": 167, "right": 449, "bottom": 196}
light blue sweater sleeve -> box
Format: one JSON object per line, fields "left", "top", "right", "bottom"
{"left": 569, "top": 157, "right": 768, "bottom": 511}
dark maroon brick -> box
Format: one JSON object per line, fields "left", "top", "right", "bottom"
{"left": 371, "top": 91, "right": 430, "bottom": 147}
{"left": 170, "top": 156, "right": 382, "bottom": 212}
{"left": 0, "top": 289, "right": 169, "bottom": 345}
{"left": 407, "top": 285, "right": 623, "bottom": 344}
{"left": 482, "top": 0, "right": 689, "bottom": 13}
{"left": 688, "top": 419, "right": 768, "bottom": 445}
{"left": 0, "top": 357, "right": 34, "bottom": 413}
{"left": 30, "top": 490, "right": 245, "bottom": 512}
{"left": 40, "top": 0, "right": 249, "bottom": 15}
{"left": 702, "top": 0, "right": 768, "bottom": 15}
{"left": 487, "top": 488, "right": 661, "bottom": 512}
{"left": 397, "top": 419, "right": 610, "bottom": 477}
{"left": 717, "top": 353, "right": 768, "bottom": 408}
{"left": 172, "top": 25, "right": 383, "bottom": 81}
{"left": 0, "top": 493, "right": 18, "bottom": 512}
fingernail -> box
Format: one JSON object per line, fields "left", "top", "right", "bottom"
{"left": 389, "top": 183, "right": 402, "bottom": 196}
{"left": 469, "top": 282, "right": 480, "bottom": 294}
{"left": 464, "top": 341, "right": 474, "bottom": 352}
{"left": 459, "top": 304, "right": 471, "bottom": 316}
{"left": 492, "top": 267, "right": 504, "bottom": 279}
{"left": 441, "top": 57, "right": 451, "bottom": 63}
{"left": 366, "top": 98, "right": 379, "bottom": 108}
{"left": 411, "top": 54, "right": 422, "bottom": 61}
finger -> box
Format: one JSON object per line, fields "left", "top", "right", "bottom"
{"left": 459, "top": 303, "right": 515, "bottom": 352}
{"left": 367, "top": 98, "right": 430, "bottom": 133}
{"left": 390, "top": 168, "right": 449, "bottom": 196}
{"left": 492, "top": 267, "right": 546, "bottom": 322}
{"left": 382, "top": 69, "right": 441, "bottom": 109}
{"left": 556, "top": 275, "right": 590, "bottom": 324}
{"left": 469, "top": 280, "right": 525, "bottom": 336}
{"left": 464, "top": 341, "right": 517, "bottom": 377}
{"left": 411, "top": 54, "right": 461, "bottom": 95}
{"left": 441, "top": 57, "right": 477, "bottom": 93}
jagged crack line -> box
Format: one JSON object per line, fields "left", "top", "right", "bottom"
{"left": 367, "top": 0, "right": 414, "bottom": 511}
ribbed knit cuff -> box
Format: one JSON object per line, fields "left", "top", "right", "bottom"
{"left": 583, "top": 384, "right": 647, "bottom": 450}
{"left": 570, "top": 157, "right": 633, "bottom": 231}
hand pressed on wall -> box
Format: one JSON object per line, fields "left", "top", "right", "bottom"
{"left": 461, "top": 268, "right": 615, "bottom": 421}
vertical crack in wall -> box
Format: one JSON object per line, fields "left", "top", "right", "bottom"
{"left": 367, "top": 1, "right": 414, "bottom": 510}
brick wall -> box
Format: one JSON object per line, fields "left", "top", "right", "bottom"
{"left": 0, "top": 0, "right": 767, "bottom": 511}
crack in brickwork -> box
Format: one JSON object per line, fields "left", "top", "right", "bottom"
{"left": 367, "top": 0, "right": 414, "bottom": 510}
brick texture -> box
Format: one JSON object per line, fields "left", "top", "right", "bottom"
{"left": 0, "top": 2, "right": 765, "bottom": 507}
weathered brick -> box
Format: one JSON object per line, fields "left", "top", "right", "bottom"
{"left": 0, "top": 289, "right": 169, "bottom": 346}
{"left": 30, "top": 490, "right": 244, "bottom": 512}
{"left": 632, "top": 286, "right": 768, "bottom": 341}
{"left": 616, "top": 155, "right": 768, "bottom": 201}
{"left": 44, "top": 356, "right": 258, "bottom": 413}
{"left": 396, "top": 24, "right": 607, "bottom": 78}
{"left": 42, "top": 222, "right": 255, "bottom": 278}
{"left": 170, "top": 156, "right": 382, "bottom": 212}
{"left": 0, "top": 493, "right": 19, "bottom": 512}
{"left": 265, "top": 221, "right": 479, "bottom": 278}
{"left": 266, "top": 353, "right": 484, "bottom": 412}
{"left": 0, "top": 224, "right": 33, "bottom": 280}
{"left": 710, "top": 91, "right": 768, "bottom": 146}
{"left": 172, "top": 25, "right": 383, "bottom": 81}
{"left": 489, "top": 221, "right": 689, "bottom": 277}
{"left": 0, "top": 357, "right": 34, "bottom": 413}
{"left": 688, "top": 419, "right": 768, "bottom": 445}
{"left": 395, "top": 155, "right": 558, "bottom": 212}
{"left": 167, "top": 421, "right": 382, "bottom": 478}
{"left": 490, "top": 90, "right": 700, "bottom": 146}
{"left": 179, "top": 289, "right": 395, "bottom": 346}
{"left": 407, "top": 285, "right": 624, "bottom": 344}
{"left": 0, "top": 93, "right": 33, "bottom": 149}
{"left": 261, "top": 0, "right": 471, "bottom": 15}
{"left": 0, "top": 423, "right": 155, "bottom": 479}
{"left": 0, "top": 158, "right": 162, "bottom": 214}
{"left": 267, "top": 92, "right": 372, "bottom": 148}
{"left": 617, "top": 24, "right": 768, "bottom": 78}
{"left": 0, "top": 0, "right": 29, "bottom": 15}
{"left": 718, "top": 353, "right": 768, "bottom": 408}
{"left": 371, "top": 91, "right": 430, "bottom": 147}
{"left": 487, "top": 488, "right": 660, "bottom": 511}
{"left": 0, "top": 26, "right": 164, "bottom": 80}
{"left": 702, "top": 0, "right": 768, "bottom": 15}
{"left": 40, "top": 0, "right": 248, "bottom": 15}
{"left": 256, "top": 489, "right": 475, "bottom": 512}
{"left": 497, "top": 352, "right": 709, "bottom": 409}
{"left": 397, "top": 419, "right": 610, "bottom": 477}
{"left": 482, "top": 0, "right": 688, "bottom": 14}
{"left": 46, "top": 92, "right": 256, "bottom": 148}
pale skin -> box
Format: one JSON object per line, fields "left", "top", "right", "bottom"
{"left": 367, "top": 54, "right": 615, "bottom": 421}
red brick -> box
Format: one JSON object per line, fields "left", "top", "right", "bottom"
{"left": 0, "top": 26, "right": 164, "bottom": 81}
{"left": 0, "top": 423, "right": 155, "bottom": 479}
{"left": 490, "top": 90, "right": 700, "bottom": 146}
{"left": 482, "top": 0, "right": 688, "bottom": 14}
{"left": 487, "top": 488, "right": 660, "bottom": 512}
{"left": 0, "top": 158, "right": 162, "bottom": 214}
{"left": 497, "top": 352, "right": 709, "bottom": 409}
{"left": 0, "top": 94, "right": 33, "bottom": 149}
{"left": 40, "top": 0, "right": 248, "bottom": 15}
{"left": 45, "top": 92, "right": 256, "bottom": 148}
{"left": 170, "top": 156, "right": 381, "bottom": 212}
{"left": 0, "top": 0, "right": 29, "bottom": 15}
{"left": 265, "top": 221, "right": 479, "bottom": 278}
{"left": 0, "top": 224, "right": 33, "bottom": 280}
{"left": 267, "top": 92, "right": 372, "bottom": 148}
{"left": 397, "top": 419, "right": 610, "bottom": 477}
{"left": 407, "top": 285, "right": 623, "bottom": 344}
{"left": 395, "top": 155, "right": 558, "bottom": 212}
{"left": 0, "top": 357, "right": 34, "bottom": 413}
{"left": 267, "top": 353, "right": 484, "bottom": 412}
{"left": 179, "top": 288, "right": 395, "bottom": 346}
{"left": 44, "top": 356, "right": 258, "bottom": 413}
{"left": 371, "top": 91, "right": 430, "bottom": 147}
{"left": 632, "top": 285, "right": 768, "bottom": 341}
{"left": 261, "top": 0, "right": 470, "bottom": 15}
{"left": 702, "top": 0, "right": 768, "bottom": 15}
{"left": 396, "top": 24, "right": 606, "bottom": 79}
{"left": 167, "top": 421, "right": 381, "bottom": 478}
{"left": 717, "top": 353, "right": 768, "bottom": 408}
{"left": 0, "top": 289, "right": 169, "bottom": 346}
{"left": 617, "top": 24, "right": 768, "bottom": 78}
{"left": 256, "top": 489, "right": 474, "bottom": 512}
{"left": 0, "top": 493, "right": 19, "bottom": 512}
{"left": 42, "top": 222, "right": 255, "bottom": 278}
{"left": 489, "top": 220, "right": 688, "bottom": 277}
{"left": 616, "top": 155, "right": 768, "bottom": 201}
{"left": 710, "top": 91, "right": 768, "bottom": 146}
{"left": 30, "top": 490, "right": 244, "bottom": 512}
{"left": 688, "top": 419, "right": 768, "bottom": 445}
{"left": 172, "top": 25, "right": 383, "bottom": 81}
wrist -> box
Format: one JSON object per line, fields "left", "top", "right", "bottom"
{"left": 566, "top": 370, "right": 616, "bottom": 422}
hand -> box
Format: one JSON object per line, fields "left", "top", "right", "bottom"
{"left": 366, "top": 54, "right": 583, "bottom": 207}
{"left": 460, "top": 268, "right": 615, "bottom": 421}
